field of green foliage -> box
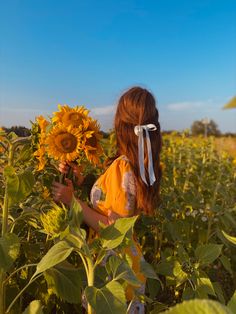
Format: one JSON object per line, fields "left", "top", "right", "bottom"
{"left": 0, "top": 128, "right": 236, "bottom": 313}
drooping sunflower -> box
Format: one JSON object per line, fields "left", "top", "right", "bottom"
{"left": 34, "top": 146, "right": 47, "bottom": 171}
{"left": 45, "top": 124, "right": 83, "bottom": 161}
{"left": 82, "top": 118, "right": 103, "bottom": 165}
{"left": 36, "top": 115, "right": 50, "bottom": 135}
{"left": 52, "top": 104, "right": 89, "bottom": 128}
{"left": 33, "top": 116, "right": 50, "bottom": 171}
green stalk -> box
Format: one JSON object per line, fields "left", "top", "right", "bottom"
{"left": 0, "top": 143, "right": 14, "bottom": 314}
{"left": 0, "top": 138, "right": 30, "bottom": 314}
{"left": 0, "top": 272, "right": 5, "bottom": 314}
{"left": 87, "top": 258, "right": 95, "bottom": 314}
{"left": 5, "top": 274, "right": 42, "bottom": 314}
{"left": 206, "top": 171, "right": 221, "bottom": 244}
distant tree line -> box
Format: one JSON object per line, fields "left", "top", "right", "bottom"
{"left": 2, "top": 126, "right": 31, "bottom": 137}
{"left": 1, "top": 122, "right": 235, "bottom": 138}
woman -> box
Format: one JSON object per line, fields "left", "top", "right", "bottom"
{"left": 52, "top": 86, "right": 162, "bottom": 313}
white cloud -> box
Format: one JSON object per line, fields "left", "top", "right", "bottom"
{"left": 167, "top": 100, "right": 213, "bottom": 111}
{"left": 90, "top": 105, "right": 116, "bottom": 115}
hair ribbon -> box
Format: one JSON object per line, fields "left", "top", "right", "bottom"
{"left": 134, "top": 124, "right": 157, "bottom": 186}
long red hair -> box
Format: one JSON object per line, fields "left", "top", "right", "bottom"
{"left": 114, "top": 86, "right": 162, "bottom": 215}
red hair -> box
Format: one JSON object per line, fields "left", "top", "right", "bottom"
{"left": 114, "top": 86, "right": 162, "bottom": 215}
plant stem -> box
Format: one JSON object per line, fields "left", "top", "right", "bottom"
{"left": 3, "top": 264, "right": 37, "bottom": 285}
{"left": 2, "top": 187, "right": 9, "bottom": 237}
{"left": 0, "top": 144, "right": 15, "bottom": 314}
{"left": 87, "top": 258, "right": 95, "bottom": 314}
{"left": 0, "top": 272, "right": 5, "bottom": 314}
{"left": 5, "top": 274, "right": 42, "bottom": 314}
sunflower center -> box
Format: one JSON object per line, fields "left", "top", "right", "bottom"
{"left": 55, "top": 132, "right": 78, "bottom": 153}
{"left": 62, "top": 113, "right": 83, "bottom": 126}
{"left": 86, "top": 136, "right": 97, "bottom": 148}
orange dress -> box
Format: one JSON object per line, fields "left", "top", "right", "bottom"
{"left": 90, "top": 155, "right": 146, "bottom": 301}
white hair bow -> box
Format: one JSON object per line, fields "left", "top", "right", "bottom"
{"left": 134, "top": 124, "right": 157, "bottom": 186}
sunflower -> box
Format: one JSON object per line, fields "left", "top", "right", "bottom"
{"left": 45, "top": 124, "right": 83, "bottom": 161}
{"left": 52, "top": 104, "right": 89, "bottom": 128}
{"left": 33, "top": 116, "right": 50, "bottom": 170}
{"left": 36, "top": 115, "right": 49, "bottom": 134}
{"left": 82, "top": 118, "right": 103, "bottom": 165}
{"left": 34, "top": 146, "right": 47, "bottom": 171}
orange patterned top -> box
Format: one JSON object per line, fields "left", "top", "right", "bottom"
{"left": 90, "top": 155, "right": 145, "bottom": 300}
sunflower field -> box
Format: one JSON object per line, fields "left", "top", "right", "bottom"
{"left": 0, "top": 109, "right": 236, "bottom": 313}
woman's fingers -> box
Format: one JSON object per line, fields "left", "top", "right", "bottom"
{"left": 58, "top": 162, "right": 69, "bottom": 174}
{"left": 51, "top": 180, "right": 74, "bottom": 206}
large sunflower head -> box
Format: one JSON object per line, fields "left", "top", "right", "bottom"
{"left": 82, "top": 118, "right": 103, "bottom": 165}
{"left": 45, "top": 124, "right": 83, "bottom": 162}
{"left": 52, "top": 104, "right": 89, "bottom": 128}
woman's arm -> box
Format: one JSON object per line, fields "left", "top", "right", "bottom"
{"left": 76, "top": 198, "right": 109, "bottom": 232}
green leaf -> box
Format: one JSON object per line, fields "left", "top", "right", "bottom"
{"left": 4, "top": 166, "right": 35, "bottom": 207}
{"left": 156, "top": 259, "right": 174, "bottom": 276}
{"left": 44, "top": 262, "right": 82, "bottom": 304}
{"left": 147, "top": 278, "right": 162, "bottom": 300}
{"left": 140, "top": 259, "right": 159, "bottom": 280}
{"left": 195, "top": 244, "right": 223, "bottom": 266}
{"left": 195, "top": 276, "right": 216, "bottom": 298}
{"left": 213, "top": 282, "right": 225, "bottom": 304}
{"left": 0, "top": 233, "right": 20, "bottom": 272}
{"left": 69, "top": 195, "right": 83, "bottom": 229}
{"left": 85, "top": 281, "right": 127, "bottom": 314}
{"left": 220, "top": 255, "right": 233, "bottom": 275}
{"left": 100, "top": 216, "right": 138, "bottom": 249}
{"left": 161, "top": 299, "right": 232, "bottom": 314}
{"left": 172, "top": 261, "right": 188, "bottom": 287}
{"left": 33, "top": 241, "right": 73, "bottom": 277}
{"left": 106, "top": 255, "right": 141, "bottom": 287}
{"left": 22, "top": 300, "right": 44, "bottom": 314}
{"left": 221, "top": 230, "right": 236, "bottom": 246}
{"left": 228, "top": 291, "right": 236, "bottom": 314}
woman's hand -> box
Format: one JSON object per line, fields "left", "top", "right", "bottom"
{"left": 58, "top": 161, "right": 85, "bottom": 185}
{"left": 52, "top": 178, "right": 74, "bottom": 206}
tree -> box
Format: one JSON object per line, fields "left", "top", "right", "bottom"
{"left": 191, "top": 119, "right": 221, "bottom": 136}
{"left": 2, "top": 125, "right": 31, "bottom": 137}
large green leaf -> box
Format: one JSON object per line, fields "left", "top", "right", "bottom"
{"left": 221, "top": 230, "right": 236, "bottom": 246}
{"left": 0, "top": 233, "right": 20, "bottom": 272}
{"left": 195, "top": 244, "right": 223, "bottom": 266}
{"left": 106, "top": 255, "right": 140, "bottom": 286}
{"left": 4, "top": 166, "right": 35, "bottom": 207}
{"left": 228, "top": 291, "right": 236, "bottom": 314}
{"left": 100, "top": 216, "right": 138, "bottom": 249}
{"left": 69, "top": 195, "right": 83, "bottom": 229}
{"left": 23, "top": 300, "right": 44, "bottom": 314}
{"left": 33, "top": 241, "right": 73, "bottom": 277}
{"left": 85, "top": 281, "right": 127, "bottom": 314}
{"left": 160, "top": 299, "right": 232, "bottom": 314}
{"left": 44, "top": 262, "right": 82, "bottom": 304}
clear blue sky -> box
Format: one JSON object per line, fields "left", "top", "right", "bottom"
{"left": 0, "top": 0, "right": 235, "bottom": 132}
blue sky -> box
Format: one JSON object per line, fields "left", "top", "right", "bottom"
{"left": 0, "top": 0, "right": 235, "bottom": 132}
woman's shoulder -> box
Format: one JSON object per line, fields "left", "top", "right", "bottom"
{"left": 109, "top": 155, "right": 131, "bottom": 169}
